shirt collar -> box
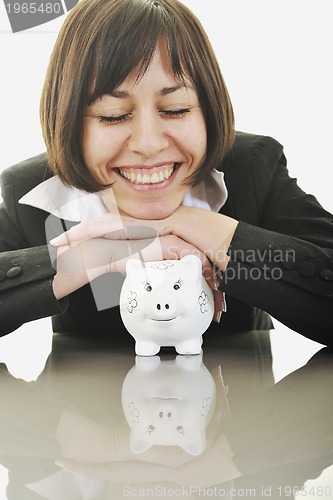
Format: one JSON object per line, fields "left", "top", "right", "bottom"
{"left": 19, "top": 170, "right": 227, "bottom": 221}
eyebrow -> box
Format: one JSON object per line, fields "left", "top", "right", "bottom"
{"left": 109, "top": 84, "right": 192, "bottom": 99}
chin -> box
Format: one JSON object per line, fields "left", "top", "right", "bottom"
{"left": 126, "top": 203, "right": 176, "bottom": 220}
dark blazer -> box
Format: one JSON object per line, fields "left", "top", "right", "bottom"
{"left": 1, "top": 132, "right": 333, "bottom": 344}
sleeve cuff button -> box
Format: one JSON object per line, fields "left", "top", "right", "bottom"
{"left": 319, "top": 269, "right": 333, "bottom": 281}
{"left": 6, "top": 266, "right": 22, "bottom": 279}
{"left": 298, "top": 261, "right": 316, "bottom": 277}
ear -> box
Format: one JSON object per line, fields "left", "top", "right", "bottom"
{"left": 125, "top": 259, "right": 146, "bottom": 277}
{"left": 180, "top": 255, "right": 202, "bottom": 279}
{"left": 130, "top": 431, "right": 152, "bottom": 454}
{"left": 181, "top": 429, "right": 206, "bottom": 456}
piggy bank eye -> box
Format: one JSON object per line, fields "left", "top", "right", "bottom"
{"left": 173, "top": 280, "right": 182, "bottom": 290}
{"left": 144, "top": 282, "right": 152, "bottom": 292}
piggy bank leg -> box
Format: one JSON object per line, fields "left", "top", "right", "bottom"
{"left": 135, "top": 341, "right": 160, "bottom": 356}
{"left": 175, "top": 337, "right": 203, "bottom": 355}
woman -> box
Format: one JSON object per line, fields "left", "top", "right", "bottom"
{"left": 1, "top": 0, "right": 332, "bottom": 344}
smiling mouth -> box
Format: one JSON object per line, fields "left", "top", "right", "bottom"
{"left": 149, "top": 317, "right": 177, "bottom": 322}
{"left": 117, "top": 163, "right": 179, "bottom": 185}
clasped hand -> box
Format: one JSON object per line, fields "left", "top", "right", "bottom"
{"left": 49, "top": 199, "right": 235, "bottom": 321}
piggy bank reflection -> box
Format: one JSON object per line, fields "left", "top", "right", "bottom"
{"left": 121, "top": 354, "right": 216, "bottom": 456}
{"left": 119, "top": 255, "right": 214, "bottom": 356}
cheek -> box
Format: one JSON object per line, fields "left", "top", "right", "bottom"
{"left": 182, "top": 118, "right": 207, "bottom": 162}
{"left": 194, "top": 123, "right": 207, "bottom": 158}
{"left": 82, "top": 126, "right": 122, "bottom": 167}
{"left": 81, "top": 122, "right": 95, "bottom": 160}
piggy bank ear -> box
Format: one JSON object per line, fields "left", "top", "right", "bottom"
{"left": 125, "top": 258, "right": 146, "bottom": 277}
{"left": 130, "top": 431, "right": 152, "bottom": 454}
{"left": 181, "top": 429, "right": 206, "bottom": 456}
{"left": 180, "top": 255, "right": 202, "bottom": 279}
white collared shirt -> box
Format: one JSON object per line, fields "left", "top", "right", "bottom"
{"left": 19, "top": 170, "right": 227, "bottom": 221}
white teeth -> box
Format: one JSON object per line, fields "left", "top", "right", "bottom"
{"left": 119, "top": 165, "right": 175, "bottom": 184}
{"left": 150, "top": 173, "right": 159, "bottom": 184}
{"left": 130, "top": 172, "right": 136, "bottom": 182}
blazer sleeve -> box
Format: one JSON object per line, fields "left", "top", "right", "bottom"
{"left": 220, "top": 134, "right": 333, "bottom": 345}
{"left": 0, "top": 169, "right": 67, "bottom": 336}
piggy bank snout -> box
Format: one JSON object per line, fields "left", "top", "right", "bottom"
{"left": 155, "top": 301, "right": 171, "bottom": 310}
{"left": 147, "top": 294, "right": 179, "bottom": 319}
{"left": 149, "top": 400, "right": 181, "bottom": 424}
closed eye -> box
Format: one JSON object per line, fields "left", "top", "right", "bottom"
{"left": 98, "top": 114, "right": 130, "bottom": 124}
{"left": 97, "top": 108, "right": 190, "bottom": 124}
{"left": 161, "top": 108, "right": 191, "bottom": 118}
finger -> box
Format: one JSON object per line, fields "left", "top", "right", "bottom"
{"left": 212, "top": 290, "right": 226, "bottom": 323}
{"left": 56, "top": 237, "right": 162, "bottom": 275}
{"left": 50, "top": 224, "right": 159, "bottom": 248}
{"left": 202, "top": 260, "right": 218, "bottom": 291}
{"left": 49, "top": 214, "right": 122, "bottom": 246}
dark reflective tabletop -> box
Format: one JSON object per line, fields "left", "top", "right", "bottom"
{"left": 0, "top": 329, "right": 332, "bottom": 499}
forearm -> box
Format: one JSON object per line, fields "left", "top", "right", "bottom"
{"left": 170, "top": 207, "right": 239, "bottom": 272}
{"left": 167, "top": 204, "right": 333, "bottom": 342}
{"left": 220, "top": 222, "right": 333, "bottom": 343}
{"left": 0, "top": 246, "right": 66, "bottom": 335}
{"left": 52, "top": 271, "right": 91, "bottom": 300}
{"left": 52, "top": 241, "right": 107, "bottom": 300}
{"left": 51, "top": 235, "right": 165, "bottom": 299}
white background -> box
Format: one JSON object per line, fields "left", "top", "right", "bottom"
{"left": 0, "top": 1, "right": 332, "bottom": 497}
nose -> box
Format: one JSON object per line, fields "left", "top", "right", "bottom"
{"left": 128, "top": 112, "right": 169, "bottom": 157}
{"left": 153, "top": 403, "right": 180, "bottom": 424}
{"left": 156, "top": 303, "right": 170, "bottom": 311}
{"left": 151, "top": 295, "right": 178, "bottom": 320}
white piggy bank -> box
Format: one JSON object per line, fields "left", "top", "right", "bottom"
{"left": 121, "top": 354, "right": 216, "bottom": 455}
{"left": 119, "top": 255, "right": 214, "bottom": 356}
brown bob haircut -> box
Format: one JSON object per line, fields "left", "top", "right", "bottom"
{"left": 40, "top": 0, "right": 234, "bottom": 192}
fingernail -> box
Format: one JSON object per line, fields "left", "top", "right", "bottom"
{"left": 216, "top": 310, "right": 222, "bottom": 323}
{"left": 214, "top": 279, "right": 220, "bottom": 290}
{"left": 221, "top": 293, "right": 227, "bottom": 312}
{"left": 49, "top": 236, "right": 61, "bottom": 246}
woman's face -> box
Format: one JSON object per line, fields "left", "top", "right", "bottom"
{"left": 82, "top": 43, "right": 207, "bottom": 219}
